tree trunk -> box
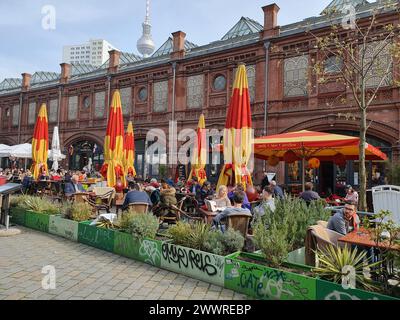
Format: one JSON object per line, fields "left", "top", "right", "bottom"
{"left": 359, "top": 108, "right": 367, "bottom": 211}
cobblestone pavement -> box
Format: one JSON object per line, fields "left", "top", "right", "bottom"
{"left": 0, "top": 227, "right": 248, "bottom": 300}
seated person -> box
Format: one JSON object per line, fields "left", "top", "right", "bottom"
{"left": 270, "top": 180, "right": 285, "bottom": 200}
{"left": 64, "top": 174, "right": 86, "bottom": 197}
{"left": 38, "top": 169, "right": 50, "bottom": 181}
{"left": 214, "top": 185, "right": 232, "bottom": 208}
{"left": 228, "top": 184, "right": 251, "bottom": 210}
{"left": 50, "top": 170, "right": 62, "bottom": 181}
{"left": 187, "top": 177, "right": 201, "bottom": 195}
{"left": 344, "top": 185, "right": 359, "bottom": 205}
{"left": 22, "top": 170, "right": 34, "bottom": 193}
{"left": 213, "top": 191, "right": 251, "bottom": 228}
{"left": 146, "top": 185, "right": 161, "bottom": 206}
{"left": 246, "top": 185, "right": 260, "bottom": 203}
{"left": 327, "top": 200, "right": 360, "bottom": 235}
{"left": 159, "top": 179, "right": 177, "bottom": 207}
{"left": 126, "top": 172, "right": 136, "bottom": 184}
{"left": 299, "top": 182, "right": 320, "bottom": 204}
{"left": 196, "top": 181, "right": 214, "bottom": 207}
{"left": 253, "top": 185, "right": 276, "bottom": 221}
{"left": 122, "top": 182, "right": 152, "bottom": 211}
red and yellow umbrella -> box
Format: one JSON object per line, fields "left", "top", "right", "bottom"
{"left": 188, "top": 114, "right": 207, "bottom": 185}
{"left": 100, "top": 90, "right": 126, "bottom": 188}
{"left": 217, "top": 64, "right": 253, "bottom": 189}
{"left": 123, "top": 121, "right": 136, "bottom": 177}
{"left": 31, "top": 104, "right": 49, "bottom": 180}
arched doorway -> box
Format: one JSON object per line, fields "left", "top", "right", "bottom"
{"left": 68, "top": 140, "right": 104, "bottom": 171}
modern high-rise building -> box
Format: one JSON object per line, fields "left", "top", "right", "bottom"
{"left": 62, "top": 39, "right": 118, "bottom": 66}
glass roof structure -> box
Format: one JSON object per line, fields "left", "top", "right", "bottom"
{"left": 152, "top": 38, "right": 198, "bottom": 58}
{"left": 0, "top": 78, "right": 22, "bottom": 91}
{"left": 30, "top": 72, "right": 60, "bottom": 84}
{"left": 221, "top": 17, "right": 263, "bottom": 41}
{"left": 321, "top": 0, "right": 369, "bottom": 15}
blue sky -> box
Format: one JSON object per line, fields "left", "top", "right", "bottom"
{"left": 0, "top": 0, "right": 334, "bottom": 80}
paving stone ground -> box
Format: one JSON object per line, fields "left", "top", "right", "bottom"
{"left": 0, "top": 226, "right": 248, "bottom": 300}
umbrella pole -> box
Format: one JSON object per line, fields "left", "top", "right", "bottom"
{"left": 302, "top": 157, "right": 305, "bottom": 193}
{"left": 24, "top": 158, "right": 27, "bottom": 171}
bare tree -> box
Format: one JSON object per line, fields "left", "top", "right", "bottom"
{"left": 307, "top": 0, "right": 400, "bottom": 210}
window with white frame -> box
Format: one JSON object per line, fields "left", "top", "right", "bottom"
{"left": 12, "top": 104, "right": 19, "bottom": 126}
{"left": 28, "top": 102, "right": 36, "bottom": 125}
{"left": 94, "top": 91, "right": 106, "bottom": 118}
{"left": 49, "top": 99, "right": 58, "bottom": 123}
{"left": 284, "top": 55, "right": 309, "bottom": 97}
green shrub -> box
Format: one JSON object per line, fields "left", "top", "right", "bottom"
{"left": 203, "top": 229, "right": 245, "bottom": 256}
{"left": 168, "top": 221, "right": 211, "bottom": 251}
{"left": 10, "top": 195, "right": 32, "bottom": 208}
{"left": 126, "top": 213, "right": 159, "bottom": 240}
{"left": 62, "top": 202, "right": 93, "bottom": 222}
{"left": 17, "top": 196, "right": 60, "bottom": 215}
{"left": 167, "top": 222, "right": 192, "bottom": 246}
{"left": 253, "top": 215, "right": 292, "bottom": 268}
{"left": 252, "top": 197, "right": 331, "bottom": 267}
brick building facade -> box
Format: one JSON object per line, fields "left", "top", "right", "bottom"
{"left": 0, "top": 1, "right": 399, "bottom": 195}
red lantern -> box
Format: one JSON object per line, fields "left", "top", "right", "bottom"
{"left": 268, "top": 155, "right": 280, "bottom": 167}
{"left": 334, "top": 153, "right": 346, "bottom": 168}
{"left": 283, "top": 150, "right": 298, "bottom": 164}
{"left": 308, "top": 158, "right": 320, "bottom": 169}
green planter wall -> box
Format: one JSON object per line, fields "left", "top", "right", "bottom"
{"left": 316, "top": 279, "right": 398, "bottom": 300}
{"left": 49, "top": 216, "right": 79, "bottom": 242}
{"left": 25, "top": 211, "right": 50, "bottom": 233}
{"left": 78, "top": 221, "right": 115, "bottom": 252}
{"left": 160, "top": 242, "right": 226, "bottom": 287}
{"left": 224, "top": 252, "right": 316, "bottom": 300}
{"left": 114, "top": 231, "right": 164, "bottom": 267}
{"left": 10, "top": 207, "right": 26, "bottom": 226}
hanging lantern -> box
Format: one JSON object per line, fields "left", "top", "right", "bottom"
{"left": 283, "top": 150, "right": 298, "bottom": 164}
{"left": 334, "top": 153, "right": 346, "bottom": 168}
{"left": 268, "top": 155, "right": 280, "bottom": 167}
{"left": 308, "top": 157, "right": 321, "bottom": 169}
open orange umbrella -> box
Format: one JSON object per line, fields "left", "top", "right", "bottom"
{"left": 253, "top": 130, "right": 388, "bottom": 191}
{"left": 100, "top": 90, "right": 126, "bottom": 188}
{"left": 31, "top": 104, "right": 49, "bottom": 180}
{"left": 217, "top": 64, "right": 253, "bottom": 189}
{"left": 188, "top": 114, "right": 207, "bottom": 185}
{"left": 123, "top": 121, "right": 136, "bottom": 177}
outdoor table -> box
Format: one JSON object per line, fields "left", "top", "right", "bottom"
{"left": 198, "top": 207, "right": 219, "bottom": 224}
{"left": 338, "top": 227, "right": 400, "bottom": 251}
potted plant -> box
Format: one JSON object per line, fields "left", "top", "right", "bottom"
{"left": 49, "top": 202, "right": 93, "bottom": 242}
{"left": 113, "top": 211, "right": 166, "bottom": 267}
{"left": 161, "top": 221, "right": 244, "bottom": 287}
{"left": 13, "top": 196, "right": 61, "bottom": 233}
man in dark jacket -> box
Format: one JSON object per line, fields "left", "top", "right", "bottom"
{"left": 122, "top": 183, "right": 152, "bottom": 211}
{"left": 64, "top": 175, "right": 85, "bottom": 197}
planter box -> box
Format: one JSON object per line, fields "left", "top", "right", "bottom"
{"left": 224, "top": 252, "right": 316, "bottom": 300}
{"left": 10, "top": 207, "right": 26, "bottom": 226}
{"left": 160, "top": 242, "right": 226, "bottom": 287}
{"left": 316, "top": 279, "right": 399, "bottom": 300}
{"left": 25, "top": 211, "right": 50, "bottom": 233}
{"left": 77, "top": 221, "right": 115, "bottom": 252}
{"left": 114, "top": 231, "right": 165, "bottom": 267}
{"left": 49, "top": 216, "right": 79, "bottom": 242}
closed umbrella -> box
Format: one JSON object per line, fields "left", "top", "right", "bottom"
{"left": 50, "top": 126, "right": 62, "bottom": 171}
{"left": 31, "top": 104, "right": 49, "bottom": 179}
{"left": 100, "top": 90, "right": 125, "bottom": 188}
{"left": 217, "top": 64, "right": 253, "bottom": 189}
{"left": 188, "top": 114, "right": 207, "bottom": 185}
{"left": 123, "top": 121, "right": 136, "bottom": 177}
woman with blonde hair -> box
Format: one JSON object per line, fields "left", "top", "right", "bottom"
{"left": 214, "top": 185, "right": 232, "bottom": 208}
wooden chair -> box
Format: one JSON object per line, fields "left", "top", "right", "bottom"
{"left": 127, "top": 202, "right": 150, "bottom": 214}
{"left": 226, "top": 212, "right": 253, "bottom": 238}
